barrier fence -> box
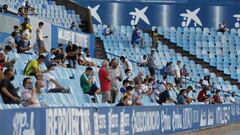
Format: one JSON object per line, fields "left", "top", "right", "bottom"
{"left": 1, "top": 104, "right": 240, "bottom": 135}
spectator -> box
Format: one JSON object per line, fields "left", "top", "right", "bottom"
{"left": 36, "top": 22, "right": 48, "bottom": 55}
{"left": 228, "top": 92, "right": 237, "bottom": 104}
{"left": 24, "top": 55, "right": 46, "bottom": 76}
{"left": 174, "top": 60, "right": 182, "bottom": 88}
{"left": 2, "top": 32, "right": 17, "bottom": 49}
{"left": 103, "top": 25, "right": 113, "bottom": 36}
{"left": 160, "top": 62, "right": 174, "bottom": 76}
{"left": 125, "top": 85, "right": 134, "bottom": 97}
{"left": 36, "top": 67, "right": 70, "bottom": 93}
{"left": 180, "top": 64, "right": 189, "bottom": 77}
{"left": 45, "top": 48, "right": 60, "bottom": 67}
{"left": 85, "top": 54, "right": 95, "bottom": 66}
{"left": 35, "top": 80, "right": 47, "bottom": 107}
{"left": 218, "top": 21, "right": 228, "bottom": 33}
{"left": 153, "top": 75, "right": 168, "bottom": 94}
{"left": 77, "top": 53, "right": 85, "bottom": 65}
{"left": 3, "top": 45, "right": 13, "bottom": 57}
{"left": 54, "top": 44, "right": 65, "bottom": 64}
{"left": 116, "top": 94, "right": 132, "bottom": 106}
{"left": 177, "top": 89, "right": 187, "bottom": 105}
{"left": 0, "top": 4, "right": 8, "bottom": 13}
{"left": 66, "top": 41, "right": 78, "bottom": 68}
{"left": 131, "top": 25, "right": 144, "bottom": 48}
{"left": 109, "top": 59, "right": 122, "bottom": 103}
{"left": 19, "top": 17, "right": 32, "bottom": 38}
{"left": 0, "top": 51, "right": 15, "bottom": 71}
{"left": 202, "top": 75, "right": 211, "bottom": 87}
{"left": 157, "top": 83, "right": 175, "bottom": 104}
{"left": 138, "top": 55, "right": 148, "bottom": 67}
{"left": 99, "top": 60, "right": 112, "bottom": 103}
{"left": 21, "top": 77, "right": 40, "bottom": 107}
{"left": 133, "top": 71, "right": 144, "bottom": 85}
{"left": 17, "top": 34, "right": 32, "bottom": 54}
{"left": 132, "top": 84, "right": 144, "bottom": 106}
{"left": 212, "top": 90, "right": 223, "bottom": 104}
{"left": 80, "top": 67, "right": 99, "bottom": 95}
{"left": 124, "top": 69, "right": 133, "bottom": 80}
{"left": 147, "top": 50, "right": 157, "bottom": 79}
{"left": 0, "top": 69, "right": 20, "bottom": 104}
{"left": 119, "top": 79, "right": 130, "bottom": 95}
{"left": 13, "top": 25, "right": 21, "bottom": 44}
{"left": 141, "top": 79, "right": 149, "bottom": 94}
{"left": 185, "top": 86, "right": 196, "bottom": 103}
{"left": 197, "top": 87, "right": 209, "bottom": 102}
{"left": 120, "top": 56, "right": 133, "bottom": 72}
{"left": 152, "top": 28, "right": 158, "bottom": 49}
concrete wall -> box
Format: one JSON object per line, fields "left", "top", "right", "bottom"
{"left": 178, "top": 123, "right": 240, "bottom": 135}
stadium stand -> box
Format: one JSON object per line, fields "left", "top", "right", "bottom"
{"left": 1, "top": 0, "right": 240, "bottom": 134}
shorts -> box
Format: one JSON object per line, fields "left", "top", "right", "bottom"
{"left": 149, "top": 67, "right": 156, "bottom": 76}
{"left": 102, "top": 91, "right": 111, "bottom": 103}
{"left": 36, "top": 39, "right": 45, "bottom": 48}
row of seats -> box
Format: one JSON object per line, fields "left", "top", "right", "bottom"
{"left": 159, "top": 26, "right": 240, "bottom": 81}
{"left": 0, "top": 0, "right": 81, "bottom": 30}
{"left": 93, "top": 24, "right": 240, "bottom": 98}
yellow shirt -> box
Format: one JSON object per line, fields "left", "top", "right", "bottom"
{"left": 19, "top": 23, "right": 32, "bottom": 40}
{"left": 24, "top": 60, "right": 40, "bottom": 76}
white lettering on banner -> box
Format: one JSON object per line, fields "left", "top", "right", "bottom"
{"left": 93, "top": 112, "right": 107, "bottom": 135}
{"left": 131, "top": 110, "right": 160, "bottom": 134}
{"left": 120, "top": 109, "right": 130, "bottom": 135}
{"left": 200, "top": 109, "right": 207, "bottom": 127}
{"left": 183, "top": 108, "right": 192, "bottom": 129}
{"left": 207, "top": 109, "right": 214, "bottom": 126}
{"left": 192, "top": 110, "right": 199, "bottom": 123}
{"left": 223, "top": 107, "right": 230, "bottom": 124}
{"left": 58, "top": 28, "right": 89, "bottom": 48}
{"left": 172, "top": 110, "right": 182, "bottom": 131}
{"left": 46, "top": 108, "right": 91, "bottom": 135}
{"left": 108, "top": 109, "right": 119, "bottom": 135}
{"left": 161, "top": 111, "right": 171, "bottom": 132}
{"left": 236, "top": 105, "right": 240, "bottom": 115}
{"left": 12, "top": 112, "right": 35, "bottom": 135}
{"left": 231, "top": 105, "right": 236, "bottom": 116}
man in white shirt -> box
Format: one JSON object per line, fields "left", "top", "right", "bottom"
{"left": 227, "top": 92, "right": 237, "bottom": 104}
{"left": 21, "top": 77, "right": 40, "bottom": 107}
{"left": 174, "top": 60, "right": 182, "bottom": 88}
{"left": 120, "top": 56, "right": 133, "bottom": 72}
{"left": 2, "top": 32, "right": 17, "bottom": 49}
{"left": 109, "top": 59, "right": 122, "bottom": 103}
{"left": 36, "top": 22, "right": 48, "bottom": 54}
{"left": 35, "top": 66, "right": 69, "bottom": 93}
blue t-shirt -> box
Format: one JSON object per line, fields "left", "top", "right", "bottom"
{"left": 131, "top": 30, "right": 140, "bottom": 43}
{"left": 177, "top": 95, "right": 186, "bottom": 105}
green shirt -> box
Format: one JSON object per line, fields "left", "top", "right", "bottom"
{"left": 80, "top": 74, "right": 91, "bottom": 93}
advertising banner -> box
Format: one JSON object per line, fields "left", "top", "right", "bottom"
{"left": 1, "top": 104, "right": 240, "bottom": 135}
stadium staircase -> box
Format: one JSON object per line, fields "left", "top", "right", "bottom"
{"left": 95, "top": 37, "right": 108, "bottom": 59}
{"left": 144, "top": 30, "right": 240, "bottom": 89}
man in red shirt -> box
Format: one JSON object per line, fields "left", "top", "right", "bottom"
{"left": 197, "top": 87, "right": 209, "bottom": 102}
{"left": 98, "top": 60, "right": 112, "bottom": 103}
{"left": 212, "top": 90, "right": 222, "bottom": 104}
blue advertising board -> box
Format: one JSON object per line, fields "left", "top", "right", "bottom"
{"left": 1, "top": 104, "right": 240, "bottom": 135}
{"left": 75, "top": 0, "right": 240, "bottom": 29}
{"left": 51, "top": 25, "right": 96, "bottom": 57}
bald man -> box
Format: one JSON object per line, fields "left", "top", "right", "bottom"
{"left": 98, "top": 60, "right": 112, "bottom": 103}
